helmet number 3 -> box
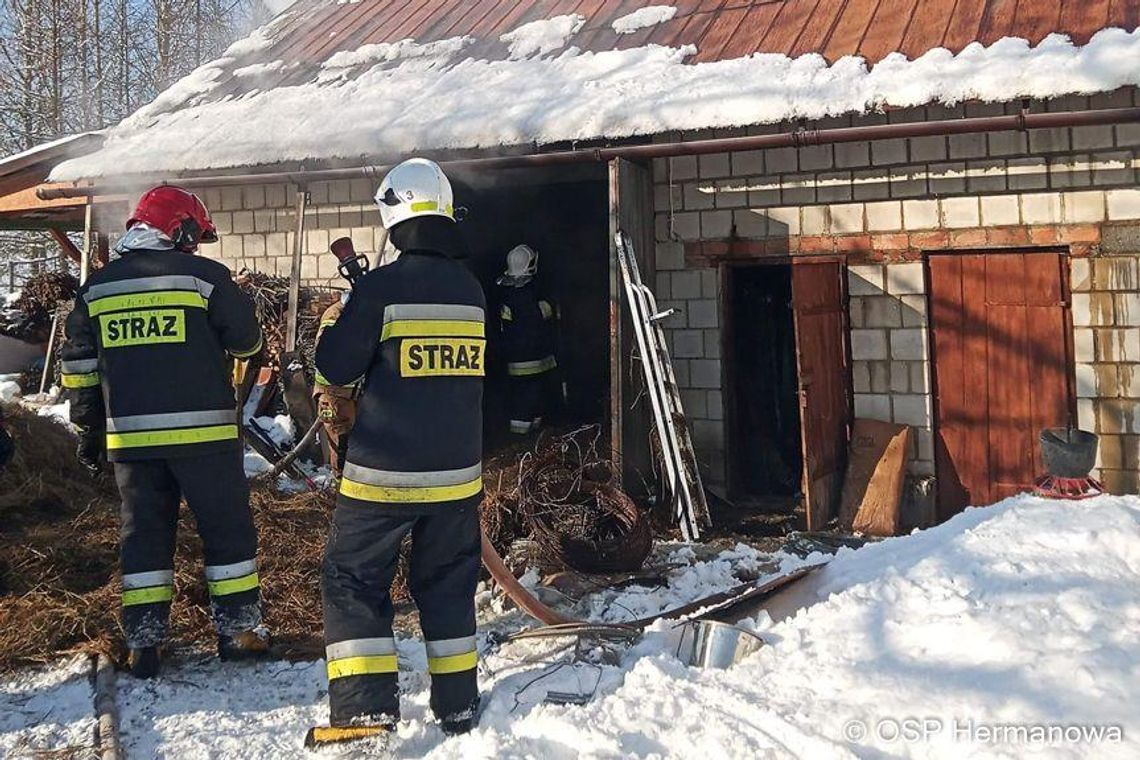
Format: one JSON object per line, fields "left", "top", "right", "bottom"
{"left": 400, "top": 338, "right": 485, "bottom": 377}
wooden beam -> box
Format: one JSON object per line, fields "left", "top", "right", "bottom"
{"left": 48, "top": 228, "right": 82, "bottom": 262}
{"left": 0, "top": 183, "right": 85, "bottom": 215}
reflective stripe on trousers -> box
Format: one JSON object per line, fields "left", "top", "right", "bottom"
{"left": 425, "top": 635, "right": 477, "bottom": 674}
{"left": 205, "top": 559, "right": 259, "bottom": 597}
{"left": 121, "top": 569, "right": 175, "bottom": 606}
{"left": 507, "top": 356, "right": 556, "bottom": 376}
{"left": 339, "top": 462, "right": 482, "bottom": 504}
{"left": 325, "top": 637, "right": 399, "bottom": 680}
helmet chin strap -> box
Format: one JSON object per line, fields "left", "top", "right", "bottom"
{"left": 172, "top": 216, "right": 203, "bottom": 252}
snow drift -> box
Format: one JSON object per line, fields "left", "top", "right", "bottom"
{"left": 51, "top": 20, "right": 1140, "bottom": 180}
{"left": 3, "top": 493, "right": 1138, "bottom": 757}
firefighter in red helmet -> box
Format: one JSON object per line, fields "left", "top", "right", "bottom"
{"left": 60, "top": 186, "right": 269, "bottom": 678}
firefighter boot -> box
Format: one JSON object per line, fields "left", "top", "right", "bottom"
{"left": 128, "top": 646, "right": 161, "bottom": 679}
{"left": 440, "top": 695, "right": 481, "bottom": 736}
{"left": 217, "top": 626, "right": 271, "bottom": 661}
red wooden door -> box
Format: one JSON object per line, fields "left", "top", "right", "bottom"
{"left": 792, "top": 261, "right": 851, "bottom": 530}
{"left": 928, "top": 252, "right": 1072, "bottom": 519}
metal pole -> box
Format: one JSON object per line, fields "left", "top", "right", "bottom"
{"left": 285, "top": 188, "right": 309, "bottom": 354}
{"left": 38, "top": 310, "right": 61, "bottom": 395}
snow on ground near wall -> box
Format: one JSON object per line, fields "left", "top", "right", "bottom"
{"left": 612, "top": 5, "right": 678, "bottom": 35}
{"left": 0, "top": 657, "right": 97, "bottom": 757}
{"left": 52, "top": 26, "right": 1140, "bottom": 180}
{"left": 3, "top": 494, "right": 1138, "bottom": 758}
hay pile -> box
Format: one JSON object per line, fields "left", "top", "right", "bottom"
{"left": 0, "top": 272, "right": 78, "bottom": 343}
{"left": 0, "top": 403, "right": 340, "bottom": 668}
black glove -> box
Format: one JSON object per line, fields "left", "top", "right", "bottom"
{"left": 0, "top": 424, "right": 13, "bottom": 471}
{"left": 76, "top": 426, "right": 106, "bottom": 477}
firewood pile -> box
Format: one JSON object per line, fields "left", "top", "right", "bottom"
{"left": 235, "top": 270, "right": 340, "bottom": 373}
{"left": 0, "top": 272, "right": 78, "bottom": 343}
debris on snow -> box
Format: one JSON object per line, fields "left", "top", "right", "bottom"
{"left": 53, "top": 26, "right": 1140, "bottom": 180}
{"left": 4, "top": 494, "right": 1137, "bottom": 757}
{"left": 612, "top": 5, "right": 678, "bottom": 35}
{"left": 500, "top": 14, "right": 585, "bottom": 60}
{"left": 0, "top": 657, "right": 97, "bottom": 758}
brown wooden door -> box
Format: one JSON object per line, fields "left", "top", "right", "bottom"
{"left": 792, "top": 261, "right": 851, "bottom": 530}
{"left": 928, "top": 252, "right": 1072, "bottom": 519}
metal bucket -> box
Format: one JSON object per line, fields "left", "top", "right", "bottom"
{"left": 676, "top": 620, "right": 765, "bottom": 669}
{"left": 1040, "top": 427, "right": 1098, "bottom": 478}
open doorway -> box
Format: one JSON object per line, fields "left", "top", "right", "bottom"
{"left": 723, "top": 260, "right": 852, "bottom": 532}
{"left": 448, "top": 165, "right": 612, "bottom": 454}
{"left": 728, "top": 265, "right": 803, "bottom": 501}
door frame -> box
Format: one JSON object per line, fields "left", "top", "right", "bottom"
{"left": 924, "top": 247, "right": 1077, "bottom": 516}
{"left": 719, "top": 254, "right": 853, "bottom": 509}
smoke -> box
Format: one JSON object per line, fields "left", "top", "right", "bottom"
{"left": 261, "top": 0, "right": 298, "bottom": 16}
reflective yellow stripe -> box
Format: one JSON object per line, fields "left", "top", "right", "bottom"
{"left": 427, "top": 651, "right": 477, "bottom": 675}
{"left": 208, "top": 572, "right": 259, "bottom": 597}
{"left": 106, "top": 424, "right": 239, "bottom": 450}
{"left": 326, "top": 655, "right": 399, "bottom": 680}
{"left": 87, "top": 290, "right": 208, "bottom": 316}
{"left": 409, "top": 201, "right": 454, "bottom": 216}
{"left": 340, "top": 475, "right": 483, "bottom": 504}
{"left": 380, "top": 320, "right": 484, "bottom": 341}
{"left": 122, "top": 585, "right": 174, "bottom": 606}
{"left": 231, "top": 336, "right": 263, "bottom": 359}
{"left": 61, "top": 372, "right": 100, "bottom": 388}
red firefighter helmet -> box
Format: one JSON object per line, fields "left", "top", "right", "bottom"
{"left": 126, "top": 186, "right": 218, "bottom": 251}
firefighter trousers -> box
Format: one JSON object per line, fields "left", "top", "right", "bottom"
{"left": 113, "top": 447, "right": 261, "bottom": 648}
{"left": 321, "top": 501, "right": 481, "bottom": 726}
{"left": 508, "top": 370, "right": 559, "bottom": 434}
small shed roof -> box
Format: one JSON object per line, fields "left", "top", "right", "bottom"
{"left": 51, "top": 1, "right": 1140, "bottom": 181}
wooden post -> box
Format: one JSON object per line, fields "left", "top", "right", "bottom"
{"left": 285, "top": 188, "right": 309, "bottom": 353}
{"left": 79, "top": 199, "right": 94, "bottom": 285}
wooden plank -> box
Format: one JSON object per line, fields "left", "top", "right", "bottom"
{"left": 858, "top": 0, "right": 921, "bottom": 62}
{"left": 1013, "top": 0, "right": 1062, "bottom": 44}
{"left": 898, "top": 0, "right": 957, "bottom": 58}
{"left": 760, "top": 0, "right": 825, "bottom": 55}
{"left": 717, "top": 2, "right": 783, "bottom": 58}
{"left": 821, "top": 0, "right": 881, "bottom": 61}
{"left": 942, "top": 0, "right": 987, "bottom": 51}
{"left": 929, "top": 254, "right": 971, "bottom": 517}
{"left": 976, "top": 0, "right": 1019, "bottom": 43}
{"left": 841, "top": 419, "right": 912, "bottom": 536}
{"left": 791, "top": 0, "right": 848, "bottom": 58}
{"left": 1060, "top": 0, "right": 1111, "bottom": 44}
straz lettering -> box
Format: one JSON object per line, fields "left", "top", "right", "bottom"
{"left": 100, "top": 309, "right": 186, "bottom": 348}
{"left": 400, "top": 338, "right": 485, "bottom": 377}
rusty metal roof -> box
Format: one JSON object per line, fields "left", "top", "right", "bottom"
{"left": 264, "top": 0, "right": 1138, "bottom": 67}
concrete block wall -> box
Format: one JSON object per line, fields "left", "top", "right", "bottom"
{"left": 1073, "top": 222, "right": 1140, "bottom": 493}
{"left": 197, "top": 179, "right": 384, "bottom": 288}
{"left": 847, "top": 262, "right": 934, "bottom": 475}
{"left": 654, "top": 244, "right": 726, "bottom": 484}
{"left": 652, "top": 90, "right": 1140, "bottom": 492}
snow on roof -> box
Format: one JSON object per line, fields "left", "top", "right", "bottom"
{"left": 50, "top": 12, "right": 1140, "bottom": 181}
{"left": 612, "top": 5, "right": 677, "bottom": 35}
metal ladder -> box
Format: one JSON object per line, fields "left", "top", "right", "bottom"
{"left": 616, "top": 230, "right": 709, "bottom": 541}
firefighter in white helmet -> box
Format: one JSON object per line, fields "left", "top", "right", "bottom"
{"left": 497, "top": 243, "right": 558, "bottom": 434}
{"left": 309, "top": 158, "right": 485, "bottom": 747}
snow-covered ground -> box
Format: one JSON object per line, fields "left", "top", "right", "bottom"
{"left": 2, "top": 494, "right": 1138, "bottom": 758}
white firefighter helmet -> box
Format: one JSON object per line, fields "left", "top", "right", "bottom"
{"left": 374, "top": 158, "right": 455, "bottom": 230}
{"left": 505, "top": 244, "right": 538, "bottom": 278}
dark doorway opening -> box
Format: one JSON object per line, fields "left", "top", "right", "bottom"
{"left": 449, "top": 165, "right": 611, "bottom": 454}
{"left": 727, "top": 265, "right": 804, "bottom": 502}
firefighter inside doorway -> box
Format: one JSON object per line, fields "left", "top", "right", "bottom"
{"left": 309, "top": 158, "right": 485, "bottom": 746}
{"left": 61, "top": 186, "right": 270, "bottom": 679}
{"left": 496, "top": 244, "right": 560, "bottom": 435}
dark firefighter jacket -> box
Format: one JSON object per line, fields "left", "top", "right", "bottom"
{"left": 498, "top": 280, "right": 556, "bottom": 376}
{"left": 315, "top": 246, "right": 486, "bottom": 515}
{"left": 61, "top": 249, "right": 262, "bottom": 462}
